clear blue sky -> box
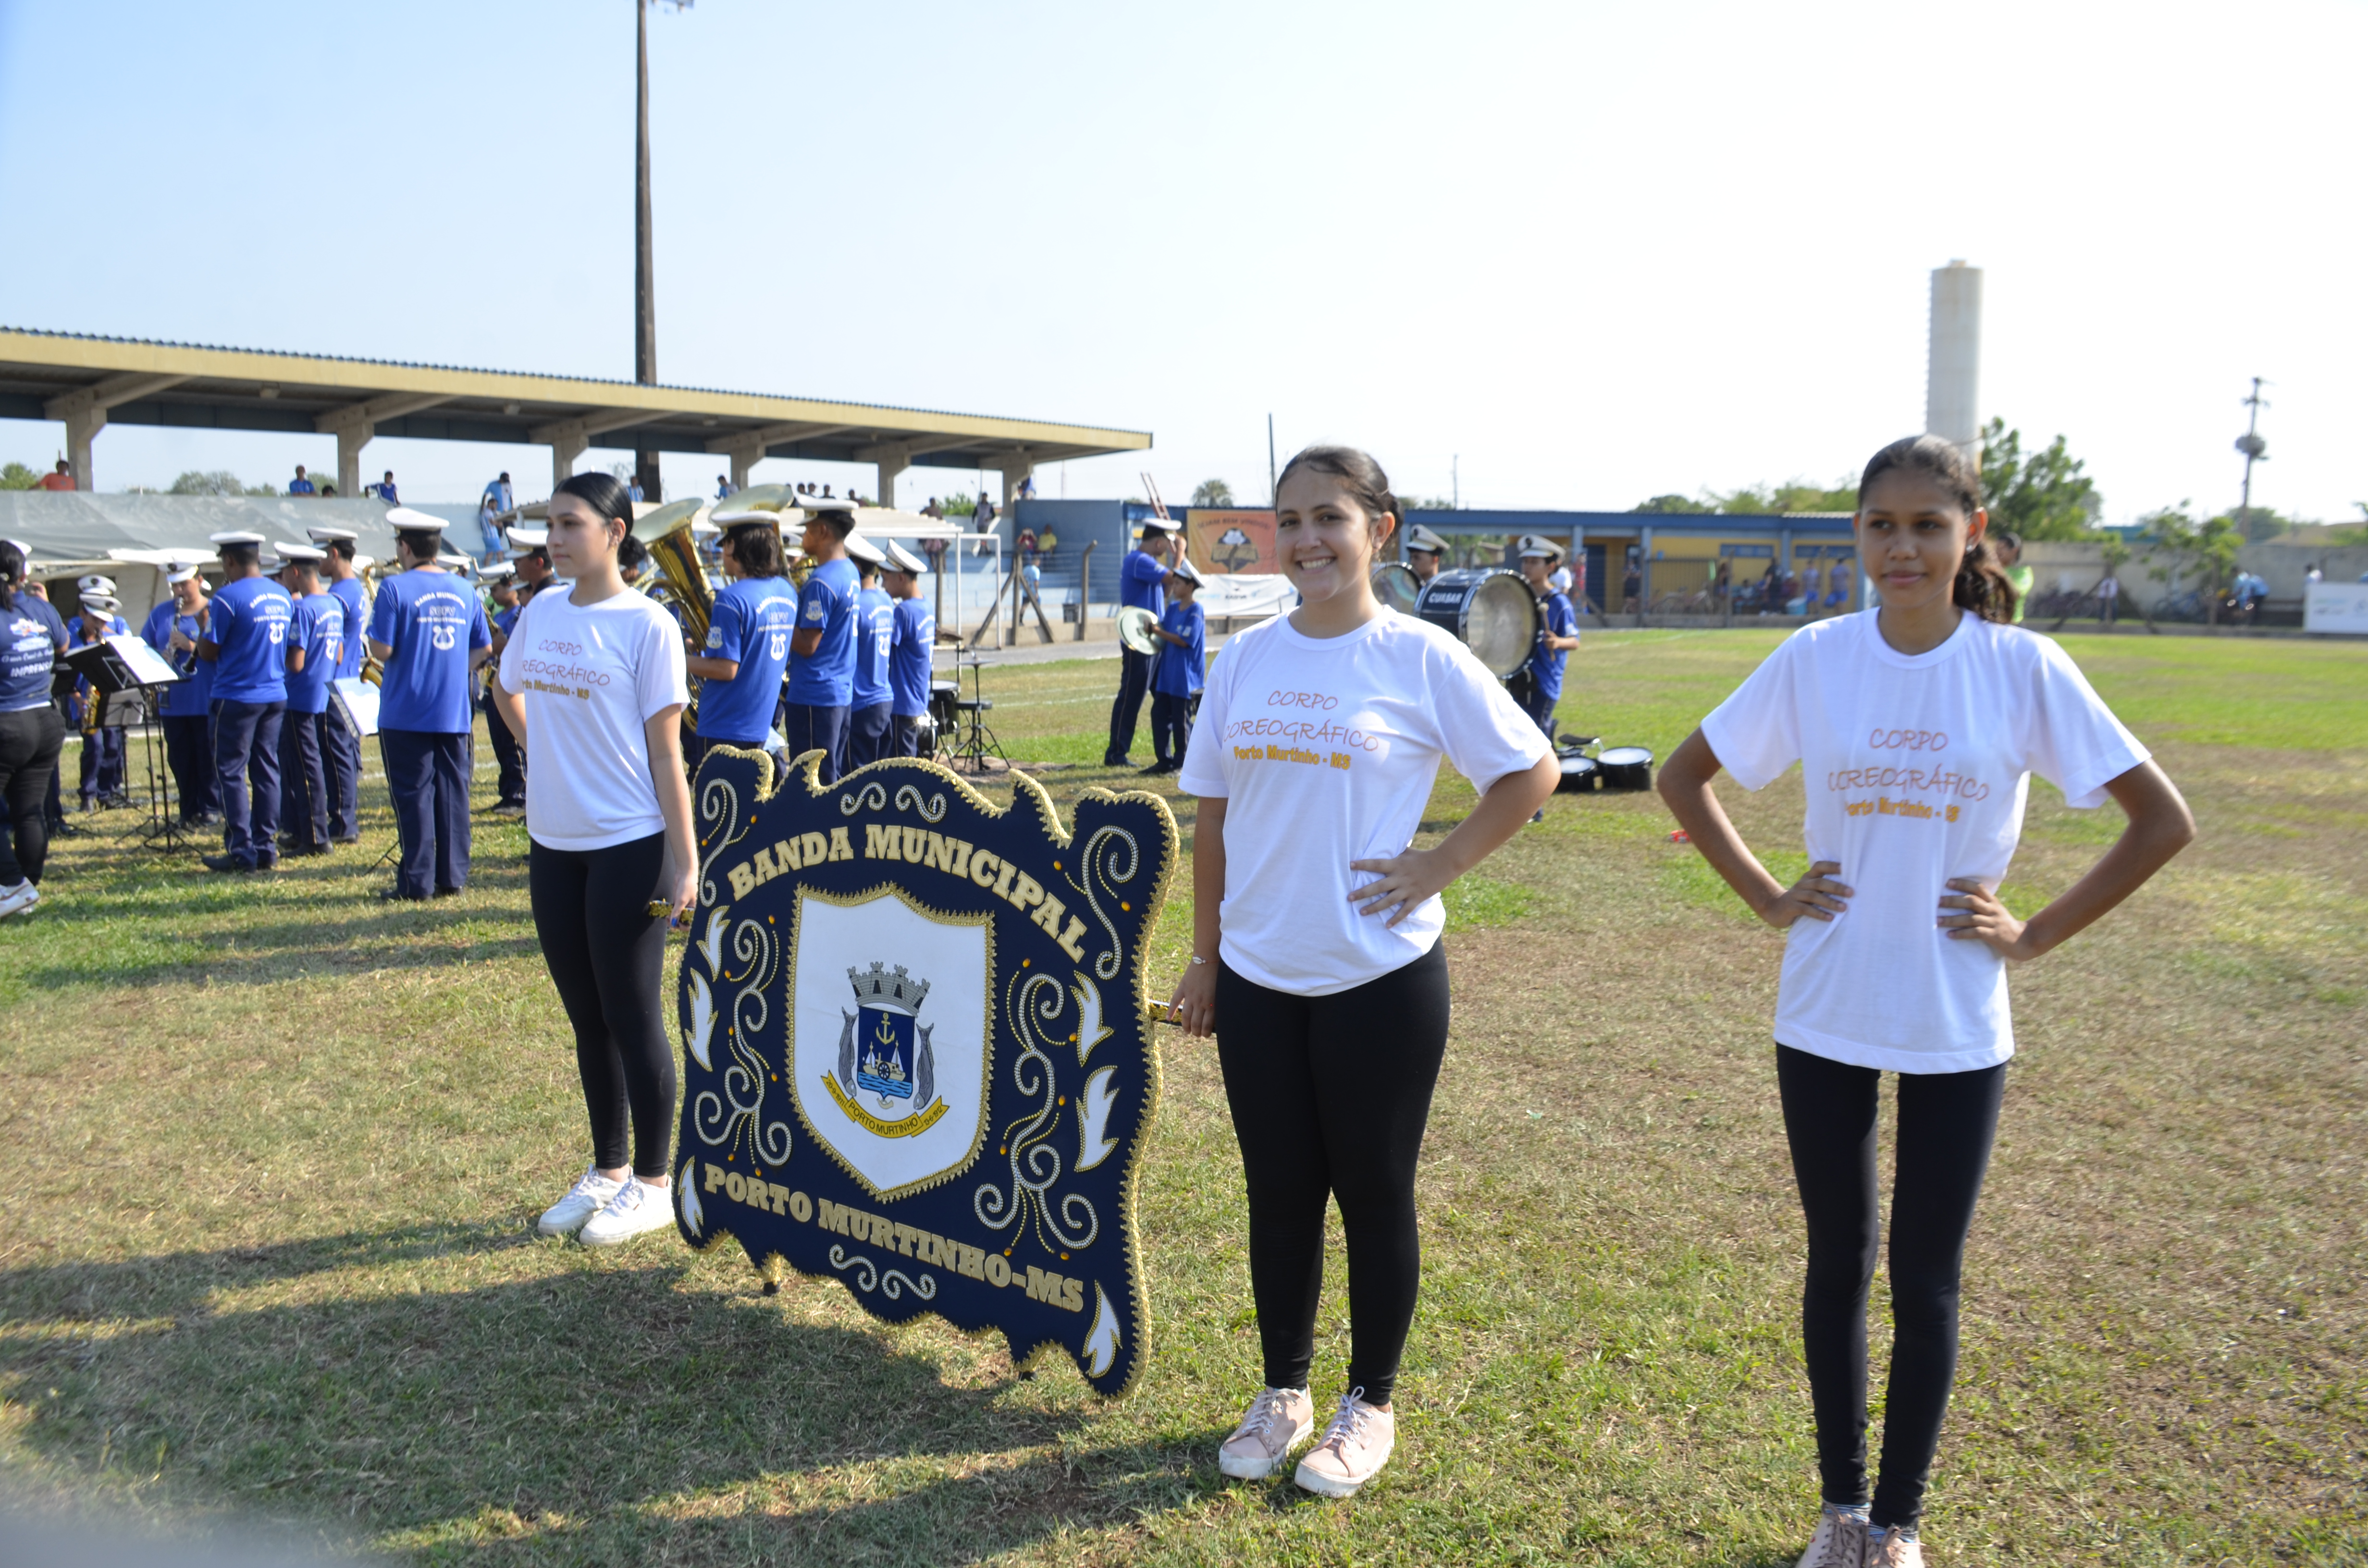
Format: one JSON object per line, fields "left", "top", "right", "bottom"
{"left": 2, "top": 0, "right": 2362, "bottom": 523}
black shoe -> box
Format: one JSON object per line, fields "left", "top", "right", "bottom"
{"left": 201, "top": 854, "right": 253, "bottom": 874}
{"left": 1137, "top": 761, "right": 1175, "bottom": 776}
{"left": 432, "top": 885, "right": 463, "bottom": 899}
{"left": 332, "top": 833, "right": 361, "bottom": 846}
{"left": 285, "top": 844, "right": 330, "bottom": 858}
{"left": 255, "top": 853, "right": 279, "bottom": 870}
{"left": 373, "top": 886, "right": 427, "bottom": 903}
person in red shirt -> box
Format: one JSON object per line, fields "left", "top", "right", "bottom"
{"left": 37, "top": 461, "right": 74, "bottom": 491}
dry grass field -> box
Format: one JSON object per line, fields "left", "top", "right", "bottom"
{"left": 1, "top": 629, "right": 2360, "bottom": 1566}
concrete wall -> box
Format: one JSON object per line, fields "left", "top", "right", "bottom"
{"left": 2018, "top": 538, "right": 2368, "bottom": 609}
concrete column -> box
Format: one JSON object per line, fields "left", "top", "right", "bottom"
{"left": 727, "top": 441, "right": 763, "bottom": 491}
{"left": 875, "top": 451, "right": 909, "bottom": 511}
{"left": 336, "top": 425, "right": 371, "bottom": 497}
{"left": 549, "top": 433, "right": 589, "bottom": 490}
{"left": 995, "top": 455, "right": 1036, "bottom": 521}
{"left": 65, "top": 409, "right": 103, "bottom": 492}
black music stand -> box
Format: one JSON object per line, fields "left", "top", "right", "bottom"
{"left": 942, "top": 654, "right": 1005, "bottom": 774}
{"left": 63, "top": 637, "right": 189, "bottom": 850}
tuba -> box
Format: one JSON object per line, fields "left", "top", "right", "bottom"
{"left": 632, "top": 496, "right": 717, "bottom": 651}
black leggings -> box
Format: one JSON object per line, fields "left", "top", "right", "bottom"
{"left": 0, "top": 704, "right": 66, "bottom": 886}
{"left": 1215, "top": 942, "right": 1452, "bottom": 1407}
{"left": 530, "top": 833, "right": 676, "bottom": 1180}
{"left": 1777, "top": 1043, "right": 2006, "bottom": 1529}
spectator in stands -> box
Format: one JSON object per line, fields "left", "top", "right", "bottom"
{"left": 628, "top": 476, "right": 646, "bottom": 504}
{"left": 716, "top": 474, "right": 737, "bottom": 500}
{"left": 2097, "top": 569, "right": 2120, "bottom": 625}
{"left": 37, "top": 459, "right": 74, "bottom": 491}
{"left": 972, "top": 490, "right": 999, "bottom": 557}
{"left": 288, "top": 465, "right": 317, "bottom": 496}
{"left": 922, "top": 497, "right": 945, "bottom": 519}
{"left": 1622, "top": 555, "right": 1642, "bottom": 612}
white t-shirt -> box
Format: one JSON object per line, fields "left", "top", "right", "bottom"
{"left": 498, "top": 586, "right": 689, "bottom": 852}
{"left": 1701, "top": 609, "right": 2148, "bottom": 1074}
{"left": 1177, "top": 610, "right": 1551, "bottom": 995}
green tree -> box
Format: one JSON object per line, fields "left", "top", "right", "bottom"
{"left": 0, "top": 462, "right": 39, "bottom": 490}
{"left": 1715, "top": 479, "right": 1857, "bottom": 514}
{"left": 2135, "top": 503, "right": 2241, "bottom": 613}
{"left": 1979, "top": 418, "right": 2098, "bottom": 540}
{"left": 1189, "top": 478, "right": 1234, "bottom": 507}
{"left": 1398, "top": 495, "right": 1455, "bottom": 513}
{"left": 168, "top": 469, "right": 278, "bottom": 497}
{"left": 1630, "top": 493, "right": 1713, "bottom": 514}
{"left": 940, "top": 491, "right": 976, "bottom": 517}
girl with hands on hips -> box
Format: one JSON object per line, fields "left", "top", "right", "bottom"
{"left": 1161, "top": 445, "right": 1556, "bottom": 1502}
{"left": 1655, "top": 435, "right": 2192, "bottom": 1568}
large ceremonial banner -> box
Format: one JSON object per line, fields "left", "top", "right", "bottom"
{"left": 673, "top": 748, "right": 1177, "bottom": 1397}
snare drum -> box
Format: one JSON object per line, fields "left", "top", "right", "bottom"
{"left": 1555, "top": 753, "right": 1600, "bottom": 793}
{"left": 1371, "top": 562, "right": 1421, "bottom": 614}
{"left": 1414, "top": 568, "right": 1540, "bottom": 678}
{"left": 1596, "top": 745, "right": 1654, "bottom": 791}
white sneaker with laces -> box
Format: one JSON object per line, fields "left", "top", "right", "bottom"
{"left": 1798, "top": 1504, "right": 1869, "bottom": 1568}
{"left": 1293, "top": 1387, "right": 1395, "bottom": 1498}
{"left": 577, "top": 1176, "right": 675, "bottom": 1246}
{"left": 1217, "top": 1385, "right": 1315, "bottom": 1480}
{"left": 536, "top": 1166, "right": 625, "bottom": 1237}
{"left": 0, "top": 881, "right": 38, "bottom": 919}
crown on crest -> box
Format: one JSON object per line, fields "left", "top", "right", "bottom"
{"left": 847, "top": 961, "right": 930, "bottom": 1012}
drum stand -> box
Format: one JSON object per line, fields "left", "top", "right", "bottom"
{"left": 941, "top": 656, "right": 1005, "bottom": 773}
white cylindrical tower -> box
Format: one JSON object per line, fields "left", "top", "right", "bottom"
{"left": 1925, "top": 259, "right": 1983, "bottom": 453}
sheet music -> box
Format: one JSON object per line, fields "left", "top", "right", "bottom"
{"left": 102, "top": 634, "right": 184, "bottom": 686}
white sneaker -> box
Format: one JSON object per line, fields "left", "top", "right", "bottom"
{"left": 0, "top": 881, "right": 38, "bottom": 919}
{"left": 1293, "top": 1388, "right": 1395, "bottom": 1498}
{"left": 1217, "top": 1385, "right": 1315, "bottom": 1480}
{"left": 1798, "top": 1505, "right": 1869, "bottom": 1568}
{"left": 577, "top": 1176, "right": 675, "bottom": 1247}
{"left": 536, "top": 1166, "right": 624, "bottom": 1237}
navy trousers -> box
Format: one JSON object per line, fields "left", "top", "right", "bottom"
{"left": 891, "top": 714, "right": 929, "bottom": 759}
{"left": 78, "top": 725, "right": 125, "bottom": 805}
{"left": 1149, "top": 690, "right": 1197, "bottom": 766}
{"left": 162, "top": 713, "right": 217, "bottom": 821}
{"left": 211, "top": 698, "right": 285, "bottom": 868}
{"left": 847, "top": 701, "right": 892, "bottom": 770}
{"left": 781, "top": 703, "right": 849, "bottom": 785}
{"left": 322, "top": 702, "right": 361, "bottom": 841}
{"left": 278, "top": 706, "right": 330, "bottom": 852}
{"left": 1105, "top": 647, "right": 1152, "bottom": 764}
{"left": 483, "top": 690, "right": 524, "bottom": 805}
{"left": 379, "top": 728, "right": 471, "bottom": 897}
{"left": 1522, "top": 681, "right": 1559, "bottom": 737}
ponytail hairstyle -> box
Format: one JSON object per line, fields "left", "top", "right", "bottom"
{"left": 0, "top": 541, "right": 21, "bottom": 612}
{"left": 1856, "top": 434, "right": 2018, "bottom": 625}
{"left": 1272, "top": 444, "right": 1400, "bottom": 560}
{"left": 553, "top": 472, "right": 633, "bottom": 557}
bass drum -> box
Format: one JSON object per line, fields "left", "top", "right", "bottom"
{"left": 1371, "top": 562, "right": 1421, "bottom": 614}
{"left": 1414, "top": 568, "right": 1540, "bottom": 678}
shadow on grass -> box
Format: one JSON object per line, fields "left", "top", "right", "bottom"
{"left": 1, "top": 1224, "right": 1207, "bottom": 1563}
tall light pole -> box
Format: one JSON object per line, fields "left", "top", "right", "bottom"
{"left": 634, "top": 0, "right": 689, "bottom": 503}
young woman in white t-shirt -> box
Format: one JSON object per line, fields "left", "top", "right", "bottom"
{"left": 1658, "top": 436, "right": 2195, "bottom": 1568}
{"left": 488, "top": 473, "right": 698, "bottom": 1250}
{"left": 1168, "top": 446, "right": 1559, "bottom": 1498}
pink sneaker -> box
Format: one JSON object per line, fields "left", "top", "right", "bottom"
{"left": 1293, "top": 1388, "right": 1394, "bottom": 1498}
{"left": 1218, "top": 1385, "right": 1314, "bottom": 1480}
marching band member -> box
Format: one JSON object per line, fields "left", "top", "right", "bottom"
{"left": 0, "top": 540, "right": 70, "bottom": 918}
{"left": 366, "top": 510, "right": 491, "bottom": 900}
{"left": 1403, "top": 522, "right": 1448, "bottom": 585}
{"left": 1142, "top": 555, "right": 1204, "bottom": 775}
{"left": 781, "top": 507, "right": 860, "bottom": 784}
{"left": 307, "top": 526, "right": 368, "bottom": 845}
{"left": 844, "top": 533, "right": 893, "bottom": 769}
{"left": 142, "top": 562, "right": 220, "bottom": 825}
{"left": 508, "top": 527, "right": 555, "bottom": 596}
{"left": 489, "top": 473, "right": 694, "bottom": 1247}
{"left": 1516, "top": 535, "right": 1579, "bottom": 737}
{"left": 881, "top": 541, "right": 943, "bottom": 759}
{"left": 272, "top": 543, "right": 343, "bottom": 857}
{"left": 481, "top": 564, "right": 527, "bottom": 812}
{"left": 1167, "top": 445, "right": 1558, "bottom": 1498}
{"left": 681, "top": 510, "right": 796, "bottom": 776}
{"left": 67, "top": 588, "right": 131, "bottom": 810}
{"left": 1104, "top": 517, "right": 1179, "bottom": 767}
{"left": 196, "top": 530, "right": 295, "bottom": 874}
{"left": 1656, "top": 435, "right": 2195, "bottom": 1568}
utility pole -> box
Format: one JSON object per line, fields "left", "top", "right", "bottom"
{"left": 2235, "top": 377, "right": 2269, "bottom": 539}
{"left": 1452, "top": 454, "right": 1459, "bottom": 511}
{"left": 1266, "top": 414, "right": 1277, "bottom": 504}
